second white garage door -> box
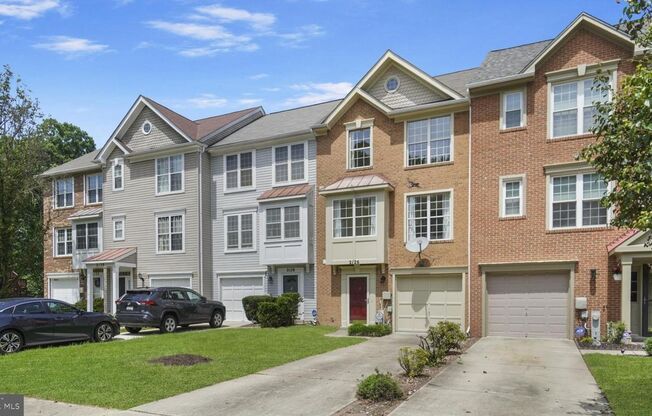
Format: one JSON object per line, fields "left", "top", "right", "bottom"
{"left": 149, "top": 275, "right": 192, "bottom": 289}
{"left": 487, "top": 273, "right": 569, "bottom": 339}
{"left": 396, "top": 275, "right": 463, "bottom": 332}
{"left": 219, "top": 277, "right": 264, "bottom": 321}
{"left": 49, "top": 275, "right": 80, "bottom": 305}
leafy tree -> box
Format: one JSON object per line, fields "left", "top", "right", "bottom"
{"left": 39, "top": 118, "right": 95, "bottom": 168}
{"left": 581, "top": 0, "right": 652, "bottom": 235}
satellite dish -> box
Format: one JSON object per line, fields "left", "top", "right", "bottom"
{"left": 405, "top": 237, "right": 429, "bottom": 253}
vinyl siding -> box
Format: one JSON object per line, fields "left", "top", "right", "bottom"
{"left": 200, "top": 151, "right": 213, "bottom": 297}
{"left": 121, "top": 107, "right": 187, "bottom": 152}
{"left": 366, "top": 65, "right": 446, "bottom": 109}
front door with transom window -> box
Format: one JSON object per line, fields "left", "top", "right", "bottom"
{"left": 349, "top": 277, "right": 367, "bottom": 322}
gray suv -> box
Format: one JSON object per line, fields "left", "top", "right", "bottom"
{"left": 115, "top": 287, "right": 226, "bottom": 334}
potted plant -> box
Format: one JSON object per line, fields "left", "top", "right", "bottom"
{"left": 612, "top": 263, "right": 622, "bottom": 281}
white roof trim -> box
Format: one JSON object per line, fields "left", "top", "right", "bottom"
{"left": 323, "top": 50, "right": 462, "bottom": 128}
{"left": 522, "top": 13, "right": 633, "bottom": 74}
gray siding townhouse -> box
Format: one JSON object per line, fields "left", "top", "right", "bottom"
{"left": 209, "top": 101, "right": 339, "bottom": 321}
{"left": 42, "top": 95, "right": 263, "bottom": 314}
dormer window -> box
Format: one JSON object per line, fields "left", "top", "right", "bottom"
{"left": 142, "top": 120, "right": 152, "bottom": 135}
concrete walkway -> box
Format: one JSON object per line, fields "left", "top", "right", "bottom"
{"left": 391, "top": 337, "right": 610, "bottom": 416}
{"left": 131, "top": 333, "right": 417, "bottom": 416}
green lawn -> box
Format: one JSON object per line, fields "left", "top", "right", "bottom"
{"left": 584, "top": 354, "right": 652, "bottom": 416}
{"left": 0, "top": 326, "right": 363, "bottom": 409}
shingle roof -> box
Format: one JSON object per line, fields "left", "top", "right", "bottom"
{"left": 68, "top": 207, "right": 103, "bottom": 220}
{"left": 40, "top": 149, "right": 101, "bottom": 177}
{"left": 434, "top": 68, "right": 483, "bottom": 96}
{"left": 214, "top": 100, "right": 341, "bottom": 147}
{"left": 84, "top": 247, "right": 136, "bottom": 263}
{"left": 607, "top": 229, "right": 638, "bottom": 253}
{"left": 145, "top": 97, "right": 261, "bottom": 142}
{"left": 258, "top": 184, "right": 312, "bottom": 201}
{"left": 321, "top": 174, "right": 394, "bottom": 193}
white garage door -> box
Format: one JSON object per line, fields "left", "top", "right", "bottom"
{"left": 487, "top": 274, "right": 569, "bottom": 339}
{"left": 149, "top": 276, "right": 192, "bottom": 288}
{"left": 50, "top": 276, "right": 80, "bottom": 305}
{"left": 220, "top": 277, "right": 264, "bottom": 321}
{"left": 396, "top": 275, "right": 463, "bottom": 332}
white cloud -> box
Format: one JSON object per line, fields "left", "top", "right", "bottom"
{"left": 0, "top": 0, "right": 61, "bottom": 20}
{"left": 277, "top": 24, "right": 324, "bottom": 47}
{"left": 33, "top": 36, "right": 109, "bottom": 57}
{"left": 195, "top": 4, "right": 275, "bottom": 31}
{"left": 285, "top": 82, "right": 353, "bottom": 106}
{"left": 263, "top": 87, "right": 281, "bottom": 92}
{"left": 249, "top": 73, "right": 268, "bottom": 80}
{"left": 186, "top": 93, "right": 228, "bottom": 109}
{"left": 238, "top": 98, "right": 262, "bottom": 105}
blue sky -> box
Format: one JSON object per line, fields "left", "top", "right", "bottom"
{"left": 0, "top": 0, "right": 623, "bottom": 147}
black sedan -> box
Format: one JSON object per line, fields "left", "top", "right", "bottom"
{"left": 0, "top": 298, "right": 120, "bottom": 354}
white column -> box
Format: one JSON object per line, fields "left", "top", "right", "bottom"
{"left": 621, "top": 260, "right": 633, "bottom": 330}
{"left": 112, "top": 264, "right": 120, "bottom": 315}
{"left": 86, "top": 266, "right": 94, "bottom": 312}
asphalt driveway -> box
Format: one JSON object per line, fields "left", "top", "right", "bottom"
{"left": 391, "top": 337, "right": 610, "bottom": 416}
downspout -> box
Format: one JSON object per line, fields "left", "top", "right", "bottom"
{"left": 198, "top": 149, "right": 204, "bottom": 296}
{"left": 467, "top": 95, "right": 472, "bottom": 335}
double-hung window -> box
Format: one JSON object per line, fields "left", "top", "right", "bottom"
{"left": 54, "top": 228, "right": 73, "bottom": 256}
{"left": 113, "top": 216, "right": 125, "bottom": 241}
{"left": 225, "top": 212, "right": 255, "bottom": 251}
{"left": 407, "top": 192, "right": 452, "bottom": 241}
{"left": 550, "top": 173, "right": 609, "bottom": 229}
{"left": 274, "top": 143, "right": 306, "bottom": 185}
{"left": 406, "top": 115, "right": 452, "bottom": 166}
{"left": 113, "top": 159, "right": 124, "bottom": 191}
{"left": 75, "top": 223, "right": 99, "bottom": 250}
{"left": 333, "top": 196, "right": 376, "bottom": 238}
{"left": 348, "top": 128, "right": 372, "bottom": 169}
{"left": 225, "top": 152, "right": 254, "bottom": 190}
{"left": 266, "top": 206, "right": 300, "bottom": 240}
{"left": 551, "top": 77, "right": 610, "bottom": 138}
{"left": 86, "top": 173, "right": 103, "bottom": 204}
{"left": 502, "top": 90, "right": 525, "bottom": 129}
{"left": 500, "top": 177, "right": 524, "bottom": 217}
{"left": 157, "top": 213, "right": 184, "bottom": 253}
{"left": 54, "top": 177, "right": 74, "bottom": 208}
{"left": 156, "top": 155, "right": 184, "bottom": 194}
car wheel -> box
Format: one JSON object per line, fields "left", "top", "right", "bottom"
{"left": 94, "top": 322, "right": 115, "bottom": 342}
{"left": 0, "top": 330, "right": 23, "bottom": 354}
{"left": 209, "top": 310, "right": 224, "bottom": 328}
{"left": 125, "top": 327, "right": 142, "bottom": 334}
{"left": 160, "top": 314, "right": 177, "bottom": 333}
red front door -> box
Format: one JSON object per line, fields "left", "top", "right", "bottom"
{"left": 349, "top": 277, "right": 367, "bottom": 322}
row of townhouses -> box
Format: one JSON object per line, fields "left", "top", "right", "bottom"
{"left": 41, "top": 13, "right": 652, "bottom": 339}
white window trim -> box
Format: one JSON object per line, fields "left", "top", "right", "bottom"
{"left": 403, "top": 188, "right": 454, "bottom": 242}
{"left": 500, "top": 89, "right": 526, "bottom": 130}
{"left": 223, "top": 150, "right": 256, "bottom": 193}
{"left": 344, "top": 118, "right": 374, "bottom": 170}
{"left": 332, "top": 194, "right": 378, "bottom": 239}
{"left": 84, "top": 173, "right": 103, "bottom": 206}
{"left": 384, "top": 76, "right": 400, "bottom": 93}
{"left": 264, "top": 205, "right": 303, "bottom": 242}
{"left": 53, "top": 177, "right": 74, "bottom": 209}
{"left": 112, "top": 158, "right": 124, "bottom": 192}
{"left": 141, "top": 120, "right": 152, "bottom": 135}
{"left": 499, "top": 175, "right": 526, "bottom": 218}
{"left": 112, "top": 215, "right": 125, "bottom": 241}
{"left": 73, "top": 221, "right": 101, "bottom": 252}
{"left": 546, "top": 171, "right": 612, "bottom": 230}
{"left": 224, "top": 210, "right": 257, "bottom": 253}
{"left": 53, "top": 227, "right": 73, "bottom": 258}
{"left": 155, "top": 211, "right": 186, "bottom": 254}
{"left": 404, "top": 113, "right": 455, "bottom": 168}
{"left": 155, "top": 154, "right": 185, "bottom": 196}
{"left": 272, "top": 141, "right": 308, "bottom": 186}
{"left": 547, "top": 72, "right": 615, "bottom": 140}
{"left": 277, "top": 268, "right": 305, "bottom": 296}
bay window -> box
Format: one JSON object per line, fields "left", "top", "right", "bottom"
{"left": 266, "top": 206, "right": 300, "bottom": 240}
{"left": 75, "top": 223, "right": 99, "bottom": 250}
{"left": 333, "top": 196, "right": 376, "bottom": 238}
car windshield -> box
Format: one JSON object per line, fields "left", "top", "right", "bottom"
{"left": 122, "top": 291, "right": 153, "bottom": 301}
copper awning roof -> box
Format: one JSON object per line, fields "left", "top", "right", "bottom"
{"left": 258, "top": 184, "right": 312, "bottom": 201}
{"left": 319, "top": 174, "right": 394, "bottom": 195}
{"left": 68, "top": 207, "right": 103, "bottom": 220}
{"left": 84, "top": 247, "right": 136, "bottom": 264}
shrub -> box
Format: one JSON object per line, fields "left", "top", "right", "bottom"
{"left": 418, "top": 321, "right": 467, "bottom": 365}
{"left": 398, "top": 347, "right": 428, "bottom": 377}
{"left": 645, "top": 338, "right": 652, "bottom": 356}
{"left": 74, "top": 297, "right": 104, "bottom": 312}
{"left": 242, "top": 295, "right": 274, "bottom": 323}
{"left": 348, "top": 323, "right": 392, "bottom": 337}
{"left": 606, "top": 321, "right": 626, "bottom": 344}
{"left": 578, "top": 336, "right": 594, "bottom": 345}
{"left": 276, "top": 292, "right": 302, "bottom": 326}
{"left": 254, "top": 293, "right": 302, "bottom": 328}
{"left": 356, "top": 370, "right": 403, "bottom": 402}
{"left": 257, "top": 302, "right": 284, "bottom": 328}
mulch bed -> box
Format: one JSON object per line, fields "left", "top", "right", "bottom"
{"left": 334, "top": 338, "right": 477, "bottom": 416}
{"left": 576, "top": 341, "right": 644, "bottom": 351}
{"left": 149, "top": 354, "right": 213, "bottom": 366}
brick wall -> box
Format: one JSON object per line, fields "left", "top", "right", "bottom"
{"left": 469, "top": 28, "right": 635, "bottom": 337}
{"left": 316, "top": 99, "right": 469, "bottom": 326}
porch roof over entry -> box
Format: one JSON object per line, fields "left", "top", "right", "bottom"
{"left": 84, "top": 247, "right": 137, "bottom": 264}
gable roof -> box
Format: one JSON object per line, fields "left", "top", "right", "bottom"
{"left": 95, "top": 95, "right": 263, "bottom": 163}
{"left": 40, "top": 149, "right": 101, "bottom": 177}
{"left": 213, "top": 100, "right": 340, "bottom": 148}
